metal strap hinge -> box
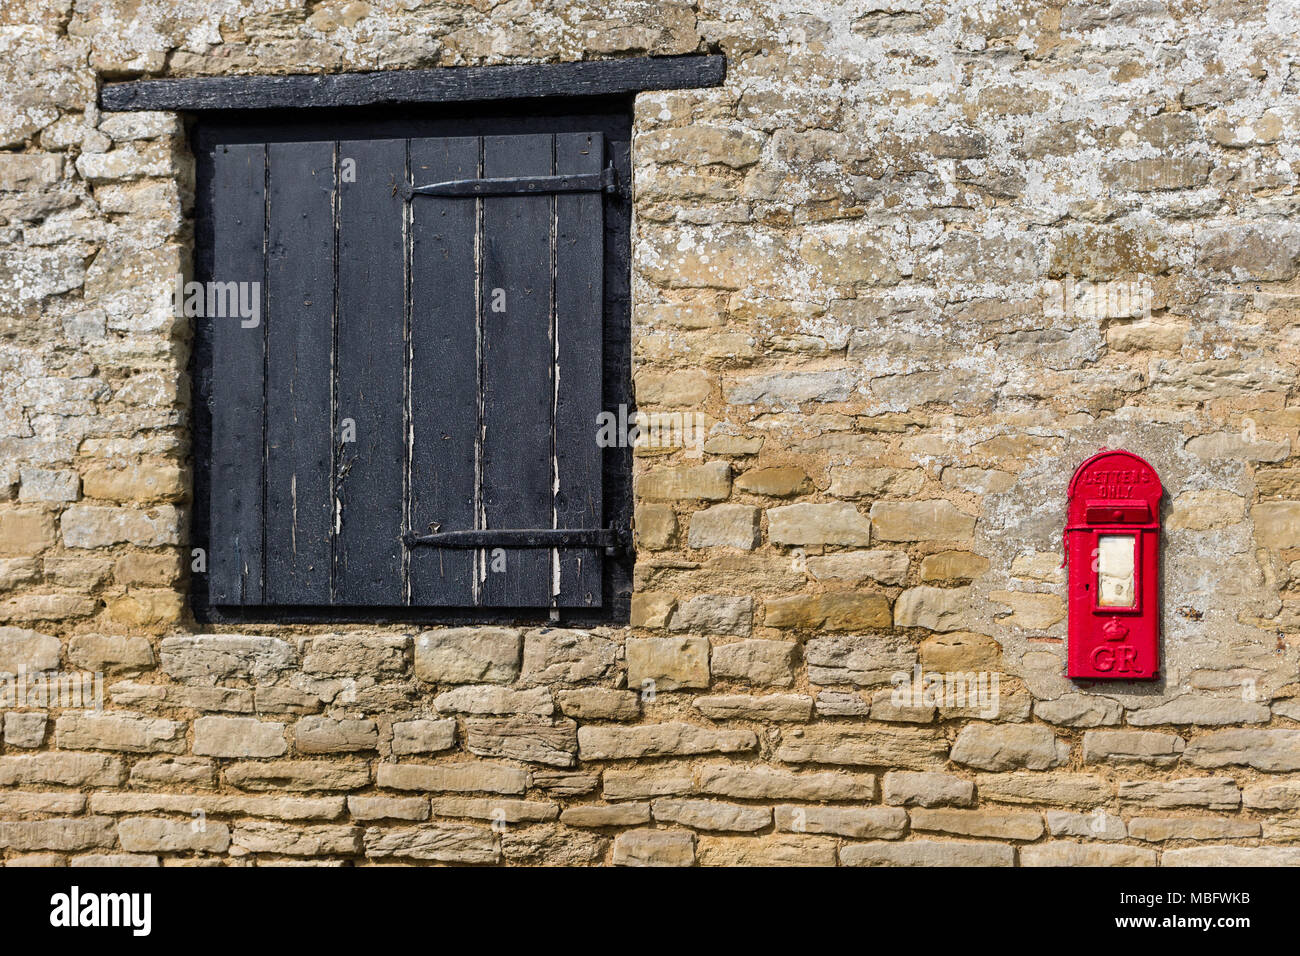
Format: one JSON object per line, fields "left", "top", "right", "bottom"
{"left": 403, "top": 526, "right": 630, "bottom": 556}
{"left": 402, "top": 166, "right": 620, "bottom": 200}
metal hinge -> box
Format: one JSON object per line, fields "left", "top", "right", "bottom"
{"left": 402, "top": 166, "right": 621, "bottom": 200}
{"left": 404, "top": 525, "right": 631, "bottom": 556}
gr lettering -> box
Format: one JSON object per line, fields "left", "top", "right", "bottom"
{"left": 1091, "top": 645, "right": 1139, "bottom": 673}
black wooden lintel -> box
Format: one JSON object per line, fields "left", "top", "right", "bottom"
{"left": 100, "top": 55, "right": 725, "bottom": 112}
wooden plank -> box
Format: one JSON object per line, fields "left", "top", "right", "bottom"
{"left": 265, "top": 141, "right": 336, "bottom": 605}
{"left": 334, "top": 138, "right": 406, "bottom": 604}
{"left": 101, "top": 55, "right": 727, "bottom": 111}
{"left": 207, "top": 142, "right": 267, "bottom": 605}
{"left": 408, "top": 136, "right": 479, "bottom": 607}
{"left": 553, "top": 132, "right": 604, "bottom": 608}
{"left": 601, "top": 132, "right": 635, "bottom": 619}
{"left": 479, "top": 133, "right": 554, "bottom": 608}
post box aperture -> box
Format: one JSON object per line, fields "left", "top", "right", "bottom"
{"left": 1064, "top": 450, "right": 1162, "bottom": 680}
{"left": 1096, "top": 534, "right": 1136, "bottom": 608}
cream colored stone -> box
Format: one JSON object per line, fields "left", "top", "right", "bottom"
{"left": 626, "top": 636, "right": 710, "bottom": 691}
{"left": 894, "top": 587, "right": 972, "bottom": 632}
{"left": 1168, "top": 489, "right": 1245, "bottom": 531}
{"left": 1009, "top": 552, "right": 1065, "bottom": 584}
{"left": 1254, "top": 501, "right": 1300, "bottom": 549}
{"left": 698, "top": 834, "right": 838, "bottom": 866}
{"left": 806, "top": 550, "right": 908, "bottom": 586}
{"left": 1186, "top": 432, "right": 1290, "bottom": 462}
{"left": 635, "top": 503, "right": 678, "bottom": 549}
{"left": 989, "top": 590, "right": 1066, "bottom": 629}
{"left": 639, "top": 462, "right": 731, "bottom": 501}
{"left": 767, "top": 502, "right": 871, "bottom": 546}
{"left": 869, "top": 501, "right": 975, "bottom": 541}
{"left": 1021, "top": 842, "right": 1155, "bottom": 867}
{"left": 60, "top": 505, "right": 181, "bottom": 549}
{"left": 694, "top": 694, "right": 812, "bottom": 721}
{"left": 634, "top": 368, "right": 711, "bottom": 406}
{"left": 734, "top": 467, "right": 811, "bottom": 497}
{"left": 67, "top": 634, "right": 154, "bottom": 675}
{"left": 687, "top": 504, "right": 760, "bottom": 549}
{"left": 612, "top": 829, "right": 695, "bottom": 866}
{"left": 766, "top": 592, "right": 892, "bottom": 630}
{"left": 910, "top": 808, "right": 1043, "bottom": 841}
{"left": 112, "top": 551, "right": 183, "bottom": 586}
{"left": 579, "top": 723, "right": 756, "bottom": 760}
{"left": 1083, "top": 731, "right": 1185, "bottom": 767}
{"left": 830, "top": 466, "right": 926, "bottom": 499}
{"left": 918, "top": 632, "right": 1000, "bottom": 671}
{"left": 710, "top": 639, "right": 799, "bottom": 687}
{"left": 637, "top": 126, "right": 765, "bottom": 168}
{"left": 919, "top": 551, "right": 989, "bottom": 582}
{"left": 0, "top": 509, "right": 57, "bottom": 554}
{"left": 883, "top": 771, "right": 974, "bottom": 808}
{"left": 81, "top": 462, "right": 185, "bottom": 502}
{"left": 630, "top": 592, "right": 676, "bottom": 629}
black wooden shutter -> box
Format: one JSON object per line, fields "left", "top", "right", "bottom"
{"left": 206, "top": 132, "right": 608, "bottom": 610}
{"left": 208, "top": 143, "right": 265, "bottom": 605}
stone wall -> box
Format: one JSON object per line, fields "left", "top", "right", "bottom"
{"left": 2, "top": 0, "right": 1300, "bottom": 865}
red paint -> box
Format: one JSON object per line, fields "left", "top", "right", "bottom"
{"left": 1064, "top": 449, "right": 1162, "bottom": 680}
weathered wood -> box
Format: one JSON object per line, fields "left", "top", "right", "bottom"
{"left": 480, "top": 133, "right": 555, "bottom": 608}
{"left": 265, "top": 141, "right": 336, "bottom": 604}
{"left": 554, "top": 131, "right": 605, "bottom": 608}
{"left": 408, "top": 136, "right": 479, "bottom": 607}
{"left": 208, "top": 142, "right": 267, "bottom": 605}
{"left": 334, "top": 138, "right": 406, "bottom": 604}
{"left": 407, "top": 169, "right": 613, "bottom": 198}
{"left": 101, "top": 55, "right": 725, "bottom": 112}
{"left": 407, "top": 528, "right": 623, "bottom": 549}
{"left": 193, "top": 105, "right": 634, "bottom": 623}
{"left": 599, "top": 133, "right": 636, "bottom": 620}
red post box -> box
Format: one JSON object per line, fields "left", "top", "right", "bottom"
{"left": 1064, "top": 449, "right": 1162, "bottom": 680}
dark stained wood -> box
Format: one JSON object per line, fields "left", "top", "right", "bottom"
{"left": 264, "top": 141, "right": 336, "bottom": 604}
{"left": 553, "top": 131, "right": 604, "bottom": 608}
{"left": 408, "top": 136, "right": 479, "bottom": 607}
{"left": 600, "top": 133, "right": 636, "bottom": 621}
{"left": 334, "top": 138, "right": 406, "bottom": 604}
{"left": 102, "top": 55, "right": 725, "bottom": 111}
{"left": 190, "top": 103, "right": 635, "bottom": 625}
{"left": 408, "top": 527, "right": 621, "bottom": 549}
{"left": 207, "top": 142, "right": 267, "bottom": 605}
{"left": 479, "top": 133, "right": 554, "bottom": 608}
{"left": 408, "top": 169, "right": 610, "bottom": 198}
